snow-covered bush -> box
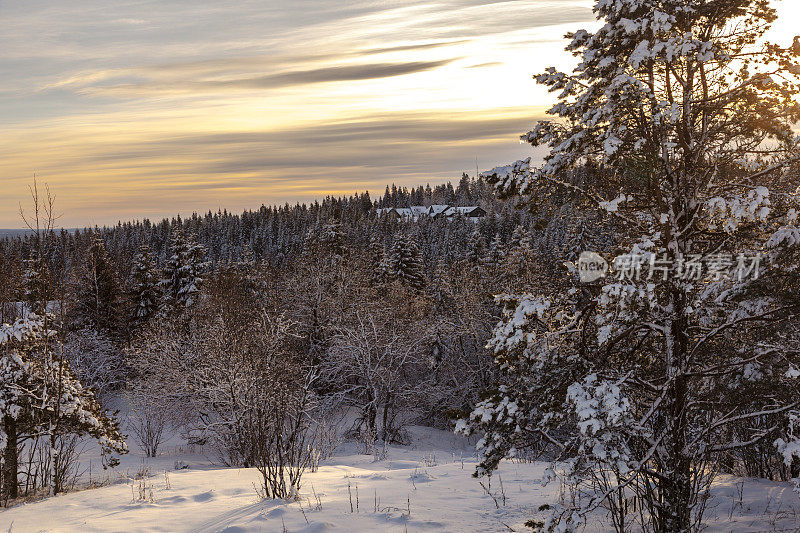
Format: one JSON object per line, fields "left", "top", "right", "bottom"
{"left": 322, "top": 309, "right": 429, "bottom": 444}
{"left": 129, "top": 266, "right": 318, "bottom": 499}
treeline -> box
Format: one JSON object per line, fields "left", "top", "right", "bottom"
{"left": 0, "top": 173, "right": 595, "bottom": 331}
{"left": 0, "top": 175, "right": 510, "bottom": 285}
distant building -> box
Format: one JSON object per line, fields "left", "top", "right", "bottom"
{"left": 438, "top": 206, "right": 487, "bottom": 219}
{"left": 427, "top": 204, "right": 451, "bottom": 218}
{"left": 375, "top": 205, "right": 486, "bottom": 222}
{"left": 376, "top": 207, "right": 400, "bottom": 220}
{"left": 393, "top": 206, "right": 429, "bottom": 220}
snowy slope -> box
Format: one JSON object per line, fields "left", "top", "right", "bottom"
{"left": 1, "top": 426, "right": 798, "bottom": 532}
{"left": 0, "top": 427, "right": 552, "bottom": 533}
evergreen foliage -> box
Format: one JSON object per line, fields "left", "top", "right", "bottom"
{"left": 461, "top": 1, "right": 800, "bottom": 530}
{"left": 387, "top": 233, "right": 425, "bottom": 290}
{"left": 129, "top": 244, "right": 160, "bottom": 328}
{"left": 74, "top": 234, "right": 125, "bottom": 338}
{"left": 160, "top": 228, "right": 206, "bottom": 315}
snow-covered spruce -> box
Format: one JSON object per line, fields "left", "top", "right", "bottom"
{"left": 159, "top": 228, "right": 207, "bottom": 315}
{"left": 387, "top": 233, "right": 425, "bottom": 291}
{"left": 129, "top": 243, "right": 161, "bottom": 329}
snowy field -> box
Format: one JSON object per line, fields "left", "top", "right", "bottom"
{"left": 1, "top": 424, "right": 799, "bottom": 532}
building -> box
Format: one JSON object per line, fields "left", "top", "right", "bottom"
{"left": 438, "top": 206, "right": 487, "bottom": 219}
{"left": 375, "top": 205, "right": 486, "bottom": 222}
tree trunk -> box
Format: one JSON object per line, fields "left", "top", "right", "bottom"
{"left": 381, "top": 393, "right": 392, "bottom": 443}
{"left": 49, "top": 424, "right": 59, "bottom": 495}
{"left": 660, "top": 375, "right": 691, "bottom": 532}
{"left": 365, "top": 399, "right": 377, "bottom": 439}
{"left": 2, "top": 415, "right": 18, "bottom": 500}
{"left": 659, "top": 289, "right": 692, "bottom": 532}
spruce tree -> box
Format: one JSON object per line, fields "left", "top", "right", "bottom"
{"left": 75, "top": 234, "right": 125, "bottom": 338}
{"left": 466, "top": 230, "right": 487, "bottom": 266}
{"left": 485, "top": 233, "right": 505, "bottom": 271}
{"left": 368, "top": 235, "right": 388, "bottom": 284}
{"left": 387, "top": 233, "right": 425, "bottom": 290}
{"left": 504, "top": 225, "right": 535, "bottom": 280}
{"left": 129, "top": 244, "right": 160, "bottom": 328}
{"left": 22, "top": 257, "right": 49, "bottom": 316}
{"left": 428, "top": 259, "right": 453, "bottom": 312}
{"left": 160, "top": 228, "right": 206, "bottom": 314}
{"left": 182, "top": 233, "right": 206, "bottom": 308}
{"left": 508, "top": 225, "right": 532, "bottom": 253}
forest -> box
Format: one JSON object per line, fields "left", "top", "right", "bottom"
{"left": 0, "top": 175, "right": 567, "bottom": 500}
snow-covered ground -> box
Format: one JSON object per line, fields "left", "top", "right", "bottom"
{"left": 1, "top": 425, "right": 799, "bottom": 532}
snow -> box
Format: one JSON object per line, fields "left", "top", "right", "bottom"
{"left": 0, "top": 426, "right": 556, "bottom": 533}
{"left": 598, "top": 193, "right": 630, "bottom": 213}
{"left": 706, "top": 187, "right": 771, "bottom": 233}
{"left": 0, "top": 420, "right": 797, "bottom": 532}
{"left": 766, "top": 225, "right": 800, "bottom": 249}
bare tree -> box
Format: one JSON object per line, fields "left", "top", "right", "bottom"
{"left": 323, "top": 309, "right": 429, "bottom": 444}
{"left": 125, "top": 386, "right": 170, "bottom": 458}
{"left": 128, "top": 266, "right": 320, "bottom": 498}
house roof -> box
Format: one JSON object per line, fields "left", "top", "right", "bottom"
{"left": 440, "top": 206, "right": 485, "bottom": 217}
{"left": 391, "top": 207, "right": 427, "bottom": 220}
{"left": 375, "top": 205, "right": 485, "bottom": 220}
{"left": 453, "top": 206, "right": 485, "bottom": 215}
{"left": 428, "top": 204, "right": 450, "bottom": 216}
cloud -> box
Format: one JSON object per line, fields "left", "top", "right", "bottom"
{"left": 84, "top": 111, "right": 541, "bottom": 167}
{"left": 45, "top": 58, "right": 461, "bottom": 96}
{"left": 208, "top": 60, "right": 458, "bottom": 89}
{"left": 357, "top": 40, "right": 468, "bottom": 56}
{"left": 466, "top": 62, "right": 503, "bottom": 68}
{"left": 0, "top": 0, "right": 597, "bottom": 226}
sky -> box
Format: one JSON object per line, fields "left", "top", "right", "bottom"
{"left": 0, "top": 0, "right": 798, "bottom": 228}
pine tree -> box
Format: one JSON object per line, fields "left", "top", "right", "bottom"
{"left": 387, "top": 233, "right": 425, "bottom": 290}
{"left": 1, "top": 312, "right": 127, "bottom": 499}
{"left": 461, "top": 1, "right": 800, "bottom": 531}
{"left": 129, "top": 244, "right": 160, "bottom": 328}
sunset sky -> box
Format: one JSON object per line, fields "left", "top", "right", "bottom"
{"left": 1, "top": 0, "right": 798, "bottom": 228}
